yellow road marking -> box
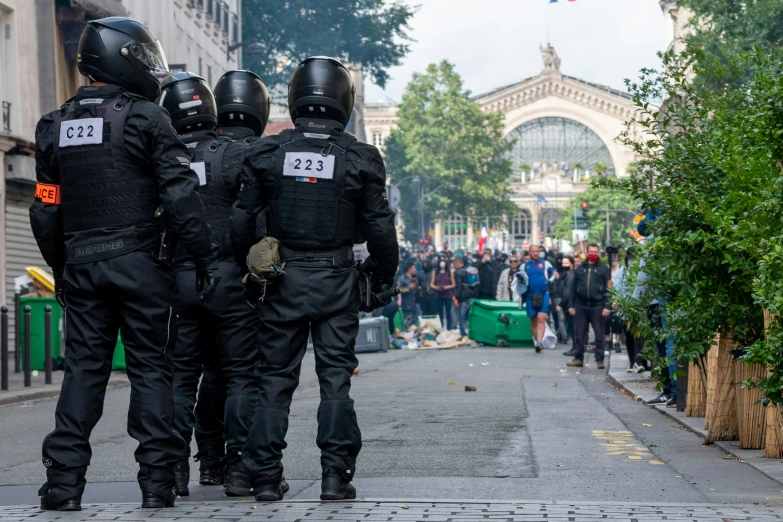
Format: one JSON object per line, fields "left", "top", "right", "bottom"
{"left": 593, "top": 429, "right": 659, "bottom": 464}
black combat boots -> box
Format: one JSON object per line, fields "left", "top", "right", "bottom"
{"left": 174, "top": 458, "right": 190, "bottom": 496}
{"left": 320, "top": 473, "right": 356, "bottom": 501}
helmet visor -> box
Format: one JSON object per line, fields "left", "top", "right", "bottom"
{"left": 132, "top": 40, "right": 169, "bottom": 78}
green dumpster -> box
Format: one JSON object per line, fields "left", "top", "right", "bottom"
{"left": 468, "top": 299, "right": 534, "bottom": 347}
{"left": 393, "top": 309, "right": 405, "bottom": 333}
{"left": 112, "top": 335, "right": 126, "bottom": 371}
{"left": 19, "top": 297, "right": 64, "bottom": 371}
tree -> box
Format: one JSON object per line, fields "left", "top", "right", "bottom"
{"left": 384, "top": 61, "right": 518, "bottom": 241}
{"left": 606, "top": 47, "right": 783, "bottom": 405}
{"left": 550, "top": 185, "right": 638, "bottom": 247}
{"left": 593, "top": 161, "right": 608, "bottom": 176}
{"left": 242, "top": 0, "right": 416, "bottom": 93}
{"left": 680, "top": 0, "right": 783, "bottom": 87}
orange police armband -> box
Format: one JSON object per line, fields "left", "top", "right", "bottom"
{"left": 34, "top": 183, "right": 61, "bottom": 204}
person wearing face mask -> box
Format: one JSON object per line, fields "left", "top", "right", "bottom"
{"left": 430, "top": 258, "right": 456, "bottom": 329}
{"left": 565, "top": 244, "right": 612, "bottom": 369}
{"left": 557, "top": 256, "right": 576, "bottom": 354}
{"left": 416, "top": 257, "right": 437, "bottom": 316}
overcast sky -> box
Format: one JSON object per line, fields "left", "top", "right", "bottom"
{"left": 364, "top": 0, "right": 668, "bottom": 103}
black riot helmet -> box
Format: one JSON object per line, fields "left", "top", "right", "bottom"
{"left": 157, "top": 72, "right": 217, "bottom": 133}
{"left": 214, "top": 70, "right": 271, "bottom": 136}
{"left": 77, "top": 17, "right": 169, "bottom": 101}
{"left": 288, "top": 57, "right": 355, "bottom": 126}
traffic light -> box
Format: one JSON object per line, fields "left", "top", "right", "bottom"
{"left": 581, "top": 202, "right": 589, "bottom": 218}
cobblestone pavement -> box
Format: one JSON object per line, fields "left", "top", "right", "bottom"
{"left": 0, "top": 500, "right": 779, "bottom": 522}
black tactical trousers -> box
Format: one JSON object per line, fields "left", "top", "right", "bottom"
{"left": 172, "top": 260, "right": 259, "bottom": 464}
{"left": 193, "top": 365, "right": 227, "bottom": 459}
{"left": 41, "top": 250, "right": 184, "bottom": 503}
{"left": 242, "top": 257, "right": 362, "bottom": 488}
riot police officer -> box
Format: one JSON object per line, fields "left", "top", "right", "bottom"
{"left": 158, "top": 71, "right": 275, "bottom": 498}
{"left": 188, "top": 70, "right": 280, "bottom": 493}
{"left": 31, "top": 18, "right": 220, "bottom": 511}
{"left": 232, "top": 56, "right": 399, "bottom": 502}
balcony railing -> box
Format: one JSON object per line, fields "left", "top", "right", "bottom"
{"left": 2, "top": 101, "right": 11, "bottom": 133}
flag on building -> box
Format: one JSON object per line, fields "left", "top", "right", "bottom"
{"left": 550, "top": 0, "right": 577, "bottom": 3}
{"left": 537, "top": 194, "right": 549, "bottom": 205}
{"left": 477, "top": 224, "right": 488, "bottom": 252}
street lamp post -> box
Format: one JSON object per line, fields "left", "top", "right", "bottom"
{"left": 226, "top": 37, "right": 267, "bottom": 62}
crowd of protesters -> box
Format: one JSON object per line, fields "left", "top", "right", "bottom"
{"left": 381, "top": 243, "right": 666, "bottom": 396}
{"left": 381, "top": 243, "right": 607, "bottom": 354}
{"left": 379, "top": 238, "right": 677, "bottom": 408}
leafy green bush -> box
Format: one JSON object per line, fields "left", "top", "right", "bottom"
{"left": 601, "top": 47, "right": 783, "bottom": 404}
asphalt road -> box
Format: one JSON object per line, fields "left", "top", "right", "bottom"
{"left": 0, "top": 345, "right": 781, "bottom": 507}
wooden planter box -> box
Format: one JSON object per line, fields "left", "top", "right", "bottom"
{"left": 734, "top": 361, "right": 767, "bottom": 449}
{"left": 706, "top": 335, "right": 738, "bottom": 443}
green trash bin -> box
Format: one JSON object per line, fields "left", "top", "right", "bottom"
{"left": 112, "top": 334, "right": 126, "bottom": 371}
{"left": 468, "top": 299, "right": 534, "bottom": 347}
{"left": 393, "top": 309, "right": 405, "bottom": 333}
{"left": 18, "top": 296, "right": 64, "bottom": 371}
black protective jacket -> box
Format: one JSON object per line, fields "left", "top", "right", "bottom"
{"left": 176, "top": 128, "right": 248, "bottom": 261}
{"left": 563, "top": 260, "right": 611, "bottom": 310}
{"left": 231, "top": 118, "right": 398, "bottom": 285}
{"left": 30, "top": 84, "right": 216, "bottom": 278}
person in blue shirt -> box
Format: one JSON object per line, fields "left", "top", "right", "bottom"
{"left": 523, "top": 245, "right": 557, "bottom": 353}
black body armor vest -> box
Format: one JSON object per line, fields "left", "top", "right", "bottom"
{"left": 267, "top": 130, "right": 357, "bottom": 249}
{"left": 175, "top": 137, "right": 233, "bottom": 261}
{"left": 53, "top": 94, "right": 160, "bottom": 234}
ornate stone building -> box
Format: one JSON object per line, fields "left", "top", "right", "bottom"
{"left": 364, "top": 45, "right": 638, "bottom": 251}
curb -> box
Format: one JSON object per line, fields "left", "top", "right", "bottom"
{"left": 0, "top": 377, "right": 129, "bottom": 407}
{"left": 605, "top": 361, "right": 783, "bottom": 487}
{"left": 606, "top": 371, "right": 706, "bottom": 441}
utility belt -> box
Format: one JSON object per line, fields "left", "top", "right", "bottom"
{"left": 65, "top": 226, "right": 163, "bottom": 264}
{"left": 278, "top": 245, "right": 354, "bottom": 264}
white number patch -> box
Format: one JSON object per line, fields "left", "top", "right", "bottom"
{"left": 59, "top": 118, "right": 104, "bottom": 147}
{"left": 190, "top": 161, "right": 207, "bottom": 186}
{"left": 283, "top": 152, "right": 335, "bottom": 180}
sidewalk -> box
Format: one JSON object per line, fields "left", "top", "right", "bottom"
{"left": 0, "top": 499, "right": 780, "bottom": 522}
{"left": 607, "top": 351, "right": 783, "bottom": 487}
{"left": 0, "top": 353, "right": 129, "bottom": 406}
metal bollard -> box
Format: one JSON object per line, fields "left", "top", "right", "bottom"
{"left": 23, "top": 305, "right": 31, "bottom": 387}
{"left": 13, "top": 293, "right": 20, "bottom": 374}
{"left": 1, "top": 306, "right": 8, "bottom": 391}
{"left": 44, "top": 306, "right": 52, "bottom": 385}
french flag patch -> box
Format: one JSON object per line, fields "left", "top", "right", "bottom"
{"left": 296, "top": 177, "right": 318, "bottom": 183}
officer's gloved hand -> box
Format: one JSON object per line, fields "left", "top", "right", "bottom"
{"left": 196, "top": 261, "right": 222, "bottom": 304}
{"left": 364, "top": 282, "right": 399, "bottom": 312}
{"left": 54, "top": 278, "right": 66, "bottom": 309}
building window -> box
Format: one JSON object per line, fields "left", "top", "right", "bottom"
{"left": 231, "top": 13, "right": 239, "bottom": 44}
{"left": 221, "top": 1, "right": 229, "bottom": 34}
{"left": 372, "top": 132, "right": 384, "bottom": 148}
{"left": 207, "top": 65, "right": 213, "bottom": 85}
{"left": 510, "top": 210, "right": 532, "bottom": 247}
{"left": 195, "top": 0, "right": 204, "bottom": 9}
{"left": 206, "top": 0, "right": 214, "bottom": 20}
{"left": 443, "top": 214, "right": 469, "bottom": 251}
{"left": 541, "top": 208, "right": 560, "bottom": 240}
{"left": 198, "top": 56, "right": 203, "bottom": 76}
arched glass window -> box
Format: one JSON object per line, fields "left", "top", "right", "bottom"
{"left": 510, "top": 210, "right": 532, "bottom": 247}
{"left": 506, "top": 117, "right": 615, "bottom": 176}
{"left": 443, "top": 214, "right": 469, "bottom": 251}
